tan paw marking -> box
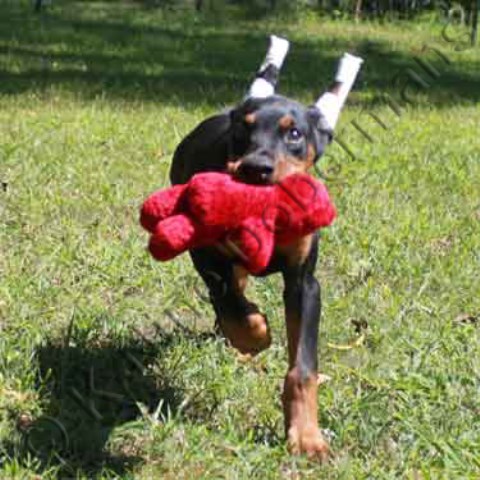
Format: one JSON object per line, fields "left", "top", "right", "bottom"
{"left": 287, "top": 426, "right": 330, "bottom": 462}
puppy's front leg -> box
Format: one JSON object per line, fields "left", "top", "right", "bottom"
{"left": 280, "top": 233, "right": 330, "bottom": 461}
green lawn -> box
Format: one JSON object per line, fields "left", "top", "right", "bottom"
{"left": 1, "top": 1, "right": 479, "bottom": 478}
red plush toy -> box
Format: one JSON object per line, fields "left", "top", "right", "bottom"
{"left": 140, "top": 172, "right": 336, "bottom": 274}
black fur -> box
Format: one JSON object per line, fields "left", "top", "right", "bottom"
{"left": 170, "top": 94, "right": 331, "bottom": 376}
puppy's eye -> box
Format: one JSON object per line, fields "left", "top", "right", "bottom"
{"left": 285, "top": 127, "right": 303, "bottom": 143}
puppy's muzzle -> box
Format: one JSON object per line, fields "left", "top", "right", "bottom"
{"left": 237, "top": 151, "right": 274, "bottom": 185}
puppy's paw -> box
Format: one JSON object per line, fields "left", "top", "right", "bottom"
{"left": 217, "top": 312, "right": 271, "bottom": 356}
{"left": 287, "top": 426, "right": 330, "bottom": 462}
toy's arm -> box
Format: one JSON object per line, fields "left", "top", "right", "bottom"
{"left": 140, "top": 183, "right": 188, "bottom": 233}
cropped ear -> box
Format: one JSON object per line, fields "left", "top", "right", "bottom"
{"left": 307, "top": 106, "right": 333, "bottom": 162}
{"left": 246, "top": 35, "right": 290, "bottom": 99}
{"left": 229, "top": 105, "right": 245, "bottom": 125}
{"left": 228, "top": 103, "right": 255, "bottom": 158}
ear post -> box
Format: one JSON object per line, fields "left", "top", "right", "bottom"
{"left": 314, "top": 53, "right": 364, "bottom": 130}
{"left": 247, "top": 35, "right": 290, "bottom": 99}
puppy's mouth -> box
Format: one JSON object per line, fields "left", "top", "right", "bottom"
{"left": 226, "top": 158, "right": 275, "bottom": 185}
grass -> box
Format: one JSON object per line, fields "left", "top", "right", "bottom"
{"left": 1, "top": 1, "right": 479, "bottom": 478}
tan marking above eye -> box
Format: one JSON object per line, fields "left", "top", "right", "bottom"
{"left": 244, "top": 113, "right": 257, "bottom": 125}
{"left": 278, "top": 115, "right": 295, "bottom": 129}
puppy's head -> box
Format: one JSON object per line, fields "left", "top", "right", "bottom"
{"left": 228, "top": 95, "right": 332, "bottom": 184}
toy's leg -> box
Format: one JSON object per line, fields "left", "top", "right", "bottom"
{"left": 280, "top": 233, "right": 330, "bottom": 461}
{"left": 190, "top": 248, "right": 271, "bottom": 355}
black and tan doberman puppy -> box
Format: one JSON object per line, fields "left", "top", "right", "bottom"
{"left": 170, "top": 94, "right": 333, "bottom": 459}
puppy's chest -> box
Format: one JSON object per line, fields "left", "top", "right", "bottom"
{"left": 273, "top": 235, "right": 313, "bottom": 268}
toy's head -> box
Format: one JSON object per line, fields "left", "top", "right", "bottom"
{"left": 227, "top": 95, "right": 332, "bottom": 185}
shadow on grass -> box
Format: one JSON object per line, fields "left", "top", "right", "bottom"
{"left": 0, "top": 1, "right": 479, "bottom": 108}
{"left": 0, "top": 2, "right": 325, "bottom": 106}
{"left": 8, "top": 325, "right": 216, "bottom": 478}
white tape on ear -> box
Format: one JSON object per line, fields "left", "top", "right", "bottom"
{"left": 248, "top": 78, "right": 275, "bottom": 98}
{"left": 247, "top": 35, "right": 290, "bottom": 99}
{"left": 314, "top": 53, "right": 363, "bottom": 129}
{"left": 260, "top": 35, "right": 290, "bottom": 71}
{"left": 315, "top": 92, "right": 341, "bottom": 131}
{"left": 334, "top": 53, "right": 364, "bottom": 106}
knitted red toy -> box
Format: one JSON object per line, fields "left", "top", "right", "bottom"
{"left": 140, "top": 172, "right": 336, "bottom": 274}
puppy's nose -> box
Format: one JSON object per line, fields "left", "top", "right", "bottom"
{"left": 242, "top": 161, "right": 273, "bottom": 176}
{"left": 238, "top": 154, "right": 274, "bottom": 184}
